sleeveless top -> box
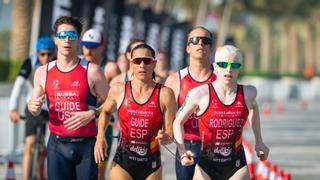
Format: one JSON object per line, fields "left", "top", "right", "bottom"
{"left": 178, "top": 66, "right": 216, "bottom": 141}
{"left": 45, "top": 59, "right": 97, "bottom": 137}
{"left": 118, "top": 81, "right": 163, "bottom": 155}
{"left": 198, "top": 84, "right": 249, "bottom": 158}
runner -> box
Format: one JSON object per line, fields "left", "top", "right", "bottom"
{"left": 94, "top": 43, "right": 176, "bottom": 180}
{"left": 165, "top": 26, "right": 216, "bottom": 180}
{"left": 173, "top": 45, "right": 269, "bottom": 179}
{"left": 154, "top": 52, "right": 170, "bottom": 84}
{"left": 9, "top": 36, "right": 55, "bottom": 180}
{"left": 116, "top": 53, "right": 129, "bottom": 73}
{"left": 80, "top": 28, "right": 120, "bottom": 82}
{"left": 28, "top": 16, "right": 108, "bottom": 179}
{"left": 80, "top": 28, "right": 119, "bottom": 180}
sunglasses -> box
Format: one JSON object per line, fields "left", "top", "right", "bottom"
{"left": 39, "top": 52, "right": 53, "bottom": 57}
{"left": 56, "top": 31, "right": 79, "bottom": 41}
{"left": 131, "top": 57, "right": 155, "bottom": 65}
{"left": 188, "top": 36, "right": 212, "bottom": 45}
{"left": 216, "top": 61, "right": 242, "bottom": 70}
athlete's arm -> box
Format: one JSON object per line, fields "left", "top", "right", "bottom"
{"left": 94, "top": 83, "right": 123, "bottom": 164}
{"left": 164, "top": 72, "right": 180, "bottom": 101}
{"left": 9, "top": 58, "right": 32, "bottom": 123}
{"left": 28, "top": 65, "right": 46, "bottom": 116}
{"left": 156, "top": 87, "right": 177, "bottom": 145}
{"left": 173, "top": 88, "right": 203, "bottom": 165}
{"left": 89, "top": 62, "right": 109, "bottom": 103}
{"left": 244, "top": 85, "right": 269, "bottom": 161}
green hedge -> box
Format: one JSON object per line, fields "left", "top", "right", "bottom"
{"left": 0, "top": 58, "right": 22, "bottom": 82}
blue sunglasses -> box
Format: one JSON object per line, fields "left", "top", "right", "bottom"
{"left": 56, "top": 31, "right": 79, "bottom": 41}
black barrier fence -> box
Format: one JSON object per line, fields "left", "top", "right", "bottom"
{"left": 39, "top": 0, "right": 190, "bottom": 70}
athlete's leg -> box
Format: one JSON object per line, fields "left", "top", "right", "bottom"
{"left": 110, "top": 162, "right": 133, "bottom": 180}
{"left": 146, "top": 166, "right": 162, "bottom": 180}
{"left": 193, "top": 165, "right": 210, "bottom": 180}
{"left": 175, "top": 141, "right": 201, "bottom": 180}
{"left": 37, "top": 114, "right": 48, "bottom": 180}
{"left": 229, "top": 166, "right": 249, "bottom": 180}
{"left": 76, "top": 138, "right": 98, "bottom": 180}
{"left": 47, "top": 135, "right": 76, "bottom": 180}
{"left": 22, "top": 135, "right": 35, "bottom": 180}
{"left": 98, "top": 124, "right": 113, "bottom": 180}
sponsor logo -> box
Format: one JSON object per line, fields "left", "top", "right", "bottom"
{"left": 211, "top": 99, "right": 219, "bottom": 108}
{"left": 125, "top": 99, "right": 132, "bottom": 108}
{"left": 235, "top": 101, "right": 244, "bottom": 108}
{"left": 148, "top": 101, "right": 157, "bottom": 108}
{"left": 53, "top": 80, "right": 60, "bottom": 90}
{"left": 54, "top": 90, "right": 79, "bottom": 100}
{"left": 129, "top": 145, "right": 148, "bottom": 156}
{"left": 235, "top": 159, "right": 240, "bottom": 167}
{"left": 71, "top": 81, "right": 80, "bottom": 87}
{"left": 152, "top": 161, "right": 157, "bottom": 169}
{"left": 213, "top": 146, "right": 232, "bottom": 157}
{"left": 130, "top": 140, "right": 148, "bottom": 145}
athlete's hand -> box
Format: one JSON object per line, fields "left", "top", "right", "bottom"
{"left": 64, "top": 110, "right": 95, "bottom": 130}
{"left": 9, "top": 110, "right": 20, "bottom": 123}
{"left": 28, "top": 95, "right": 45, "bottom": 116}
{"left": 255, "top": 141, "right": 269, "bottom": 161}
{"left": 94, "top": 136, "right": 108, "bottom": 164}
{"left": 156, "top": 129, "right": 173, "bottom": 145}
{"left": 180, "top": 150, "right": 194, "bottom": 166}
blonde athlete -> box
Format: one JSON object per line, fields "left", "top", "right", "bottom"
{"left": 173, "top": 45, "right": 269, "bottom": 180}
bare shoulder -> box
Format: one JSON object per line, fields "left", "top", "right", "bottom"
{"left": 35, "top": 64, "right": 47, "bottom": 74}
{"left": 110, "top": 72, "right": 125, "bottom": 85}
{"left": 189, "top": 84, "right": 210, "bottom": 99}
{"left": 34, "top": 64, "right": 47, "bottom": 86}
{"left": 243, "top": 85, "right": 257, "bottom": 101}
{"left": 88, "top": 62, "right": 101, "bottom": 73}
{"left": 164, "top": 72, "right": 179, "bottom": 87}
{"left": 160, "top": 86, "right": 175, "bottom": 99}
{"left": 109, "top": 82, "right": 125, "bottom": 94}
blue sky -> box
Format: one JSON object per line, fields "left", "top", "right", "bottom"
{"left": 0, "top": 1, "right": 12, "bottom": 29}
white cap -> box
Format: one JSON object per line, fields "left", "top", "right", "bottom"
{"left": 80, "top": 28, "right": 104, "bottom": 48}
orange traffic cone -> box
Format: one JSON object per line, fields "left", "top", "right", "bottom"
{"left": 277, "top": 169, "right": 284, "bottom": 180}
{"left": 275, "top": 102, "right": 284, "bottom": 113}
{"left": 5, "top": 160, "right": 15, "bottom": 180}
{"left": 269, "top": 164, "right": 278, "bottom": 180}
{"left": 243, "top": 139, "right": 256, "bottom": 180}
{"left": 261, "top": 103, "right": 271, "bottom": 117}
{"left": 256, "top": 160, "right": 270, "bottom": 180}
{"left": 283, "top": 172, "right": 291, "bottom": 180}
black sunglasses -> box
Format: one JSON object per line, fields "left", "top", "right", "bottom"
{"left": 131, "top": 57, "right": 155, "bottom": 65}
{"left": 39, "top": 52, "right": 53, "bottom": 57}
{"left": 188, "top": 36, "right": 212, "bottom": 45}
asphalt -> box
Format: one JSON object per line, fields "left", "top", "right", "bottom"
{"left": 0, "top": 82, "right": 319, "bottom": 179}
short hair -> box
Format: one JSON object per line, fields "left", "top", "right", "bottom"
{"left": 126, "top": 38, "right": 145, "bottom": 53}
{"left": 130, "top": 43, "right": 156, "bottom": 59}
{"left": 53, "top": 16, "right": 83, "bottom": 35}
{"left": 187, "top": 26, "right": 213, "bottom": 40}
{"left": 215, "top": 45, "right": 243, "bottom": 63}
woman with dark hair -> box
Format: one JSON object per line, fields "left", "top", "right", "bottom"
{"left": 95, "top": 44, "right": 176, "bottom": 180}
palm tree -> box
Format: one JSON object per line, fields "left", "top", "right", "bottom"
{"left": 10, "top": 0, "right": 33, "bottom": 61}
